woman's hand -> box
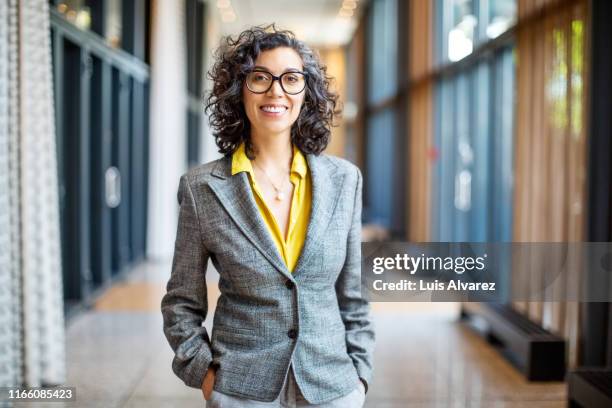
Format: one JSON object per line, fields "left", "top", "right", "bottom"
{"left": 201, "top": 366, "right": 217, "bottom": 401}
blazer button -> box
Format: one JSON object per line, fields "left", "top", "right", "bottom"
{"left": 287, "top": 329, "right": 298, "bottom": 339}
{"left": 285, "top": 280, "right": 294, "bottom": 289}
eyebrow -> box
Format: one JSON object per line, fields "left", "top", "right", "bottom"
{"left": 252, "top": 65, "right": 303, "bottom": 73}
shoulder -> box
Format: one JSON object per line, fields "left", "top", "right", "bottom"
{"left": 317, "top": 154, "right": 362, "bottom": 184}
{"left": 181, "top": 156, "right": 229, "bottom": 185}
{"left": 176, "top": 157, "right": 229, "bottom": 202}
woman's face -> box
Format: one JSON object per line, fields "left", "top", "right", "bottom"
{"left": 242, "top": 47, "right": 306, "bottom": 140}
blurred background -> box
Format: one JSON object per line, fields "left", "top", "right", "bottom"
{"left": 1, "top": 0, "right": 611, "bottom": 407}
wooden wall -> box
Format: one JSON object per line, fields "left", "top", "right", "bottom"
{"left": 406, "top": 0, "right": 434, "bottom": 242}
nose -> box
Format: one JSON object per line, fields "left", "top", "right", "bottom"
{"left": 266, "top": 78, "right": 285, "bottom": 97}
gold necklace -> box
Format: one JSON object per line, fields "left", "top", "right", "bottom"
{"left": 252, "top": 160, "right": 290, "bottom": 201}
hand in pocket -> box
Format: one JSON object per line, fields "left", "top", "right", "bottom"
{"left": 201, "top": 367, "right": 217, "bottom": 401}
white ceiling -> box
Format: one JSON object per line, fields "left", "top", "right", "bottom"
{"left": 207, "top": 0, "right": 368, "bottom": 47}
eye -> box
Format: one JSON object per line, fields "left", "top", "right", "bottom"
{"left": 284, "top": 74, "right": 299, "bottom": 83}
{"left": 252, "top": 72, "right": 271, "bottom": 82}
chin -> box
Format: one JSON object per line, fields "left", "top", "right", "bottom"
{"left": 257, "top": 123, "right": 294, "bottom": 135}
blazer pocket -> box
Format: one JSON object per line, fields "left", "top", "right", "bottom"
{"left": 211, "top": 325, "right": 257, "bottom": 350}
{"left": 213, "top": 325, "right": 255, "bottom": 336}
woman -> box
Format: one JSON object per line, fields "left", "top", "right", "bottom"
{"left": 161, "top": 25, "right": 375, "bottom": 407}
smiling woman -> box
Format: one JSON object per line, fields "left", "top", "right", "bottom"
{"left": 204, "top": 24, "right": 340, "bottom": 159}
{"left": 161, "top": 24, "right": 375, "bottom": 408}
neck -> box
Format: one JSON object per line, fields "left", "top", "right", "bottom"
{"left": 250, "top": 130, "right": 293, "bottom": 171}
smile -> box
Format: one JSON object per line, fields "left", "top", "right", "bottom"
{"left": 260, "top": 105, "right": 288, "bottom": 113}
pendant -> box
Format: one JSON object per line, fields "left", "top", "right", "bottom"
{"left": 275, "top": 191, "right": 285, "bottom": 201}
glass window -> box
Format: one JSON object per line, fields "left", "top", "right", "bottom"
{"left": 364, "top": 0, "right": 401, "bottom": 233}
{"left": 55, "top": 0, "right": 92, "bottom": 30}
{"left": 434, "top": 80, "right": 456, "bottom": 240}
{"left": 433, "top": 0, "right": 516, "bottom": 242}
{"left": 447, "top": 0, "right": 477, "bottom": 62}
{"left": 438, "top": 0, "right": 517, "bottom": 62}
{"left": 368, "top": 0, "right": 397, "bottom": 104}
{"left": 54, "top": 0, "right": 123, "bottom": 48}
{"left": 487, "top": 0, "right": 517, "bottom": 39}
{"left": 365, "top": 108, "right": 396, "bottom": 228}
{"left": 105, "top": 0, "right": 123, "bottom": 49}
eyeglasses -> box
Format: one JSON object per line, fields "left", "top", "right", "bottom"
{"left": 245, "top": 70, "right": 307, "bottom": 95}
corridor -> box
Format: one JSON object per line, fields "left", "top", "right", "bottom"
{"left": 54, "top": 262, "right": 566, "bottom": 407}
{"left": 3, "top": 0, "right": 612, "bottom": 407}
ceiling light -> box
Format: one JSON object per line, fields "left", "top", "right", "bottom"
{"left": 343, "top": 0, "right": 357, "bottom": 9}
{"left": 217, "top": 0, "right": 231, "bottom": 9}
{"left": 339, "top": 8, "right": 354, "bottom": 17}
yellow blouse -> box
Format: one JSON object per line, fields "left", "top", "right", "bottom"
{"left": 231, "top": 142, "right": 311, "bottom": 272}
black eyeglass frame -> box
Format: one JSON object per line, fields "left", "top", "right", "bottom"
{"left": 244, "top": 70, "right": 308, "bottom": 95}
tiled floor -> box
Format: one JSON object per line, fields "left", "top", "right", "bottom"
{"left": 22, "top": 261, "right": 567, "bottom": 407}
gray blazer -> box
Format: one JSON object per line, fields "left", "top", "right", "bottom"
{"left": 161, "top": 152, "right": 375, "bottom": 404}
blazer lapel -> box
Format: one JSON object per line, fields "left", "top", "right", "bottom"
{"left": 207, "top": 157, "right": 291, "bottom": 279}
{"left": 293, "top": 154, "right": 345, "bottom": 276}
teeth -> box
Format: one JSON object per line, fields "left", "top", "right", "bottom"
{"left": 261, "top": 106, "right": 287, "bottom": 113}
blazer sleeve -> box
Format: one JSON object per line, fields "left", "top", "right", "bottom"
{"left": 335, "top": 166, "right": 375, "bottom": 392}
{"left": 161, "top": 174, "right": 212, "bottom": 389}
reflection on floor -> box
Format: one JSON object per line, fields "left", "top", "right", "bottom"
{"left": 38, "top": 261, "right": 567, "bottom": 407}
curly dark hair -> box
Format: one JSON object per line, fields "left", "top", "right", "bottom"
{"left": 204, "top": 24, "right": 340, "bottom": 159}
